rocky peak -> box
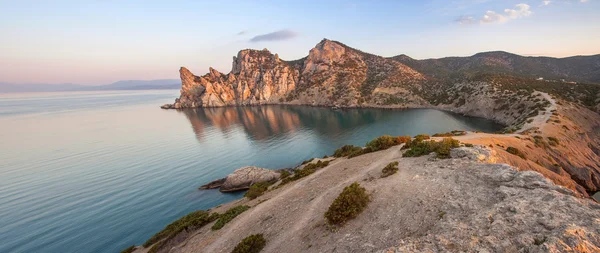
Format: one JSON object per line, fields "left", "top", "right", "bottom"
{"left": 303, "top": 39, "right": 349, "bottom": 75}
{"left": 232, "top": 48, "right": 280, "bottom": 74}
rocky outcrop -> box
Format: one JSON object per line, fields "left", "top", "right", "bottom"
{"left": 219, "top": 166, "right": 280, "bottom": 192}
{"left": 450, "top": 145, "right": 496, "bottom": 163}
{"left": 171, "top": 49, "right": 300, "bottom": 109}
{"left": 149, "top": 146, "right": 600, "bottom": 253}
{"left": 198, "top": 178, "right": 225, "bottom": 190}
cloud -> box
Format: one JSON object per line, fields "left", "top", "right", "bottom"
{"left": 542, "top": 0, "right": 551, "bottom": 6}
{"left": 458, "top": 3, "right": 532, "bottom": 25}
{"left": 455, "top": 15, "right": 476, "bottom": 25}
{"left": 237, "top": 31, "right": 247, "bottom": 36}
{"left": 249, "top": 30, "right": 297, "bottom": 43}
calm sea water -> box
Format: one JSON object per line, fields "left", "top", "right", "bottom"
{"left": 0, "top": 90, "right": 503, "bottom": 253}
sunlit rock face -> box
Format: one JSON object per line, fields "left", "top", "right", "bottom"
{"left": 173, "top": 48, "right": 300, "bottom": 108}
{"left": 168, "top": 39, "right": 426, "bottom": 108}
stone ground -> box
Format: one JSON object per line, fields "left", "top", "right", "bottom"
{"left": 136, "top": 145, "right": 600, "bottom": 253}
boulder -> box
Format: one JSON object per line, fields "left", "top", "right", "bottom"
{"left": 220, "top": 166, "right": 280, "bottom": 192}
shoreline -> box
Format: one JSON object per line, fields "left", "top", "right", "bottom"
{"left": 162, "top": 102, "right": 510, "bottom": 129}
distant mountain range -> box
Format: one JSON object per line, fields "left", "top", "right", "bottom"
{"left": 0, "top": 79, "right": 181, "bottom": 93}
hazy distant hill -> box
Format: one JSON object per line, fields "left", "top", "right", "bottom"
{"left": 0, "top": 79, "right": 181, "bottom": 93}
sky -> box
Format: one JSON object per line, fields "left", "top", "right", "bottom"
{"left": 1, "top": 0, "right": 599, "bottom": 85}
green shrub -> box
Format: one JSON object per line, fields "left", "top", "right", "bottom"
{"left": 365, "top": 135, "right": 398, "bottom": 151}
{"left": 432, "top": 130, "right": 466, "bottom": 137}
{"left": 281, "top": 160, "right": 330, "bottom": 185}
{"left": 414, "top": 134, "right": 431, "bottom": 141}
{"left": 279, "top": 170, "right": 290, "bottom": 180}
{"left": 120, "top": 245, "right": 136, "bottom": 253}
{"left": 403, "top": 138, "right": 460, "bottom": 158}
{"left": 464, "top": 143, "right": 474, "bottom": 147}
{"left": 325, "top": 182, "right": 370, "bottom": 225}
{"left": 143, "top": 210, "right": 219, "bottom": 247}
{"left": 232, "top": 234, "right": 266, "bottom": 253}
{"left": 334, "top": 136, "right": 411, "bottom": 159}
{"left": 301, "top": 158, "right": 314, "bottom": 165}
{"left": 506, "top": 147, "right": 526, "bottom": 159}
{"left": 333, "top": 145, "right": 363, "bottom": 157}
{"left": 212, "top": 205, "right": 251, "bottom": 230}
{"left": 547, "top": 137, "right": 560, "bottom": 146}
{"left": 381, "top": 161, "right": 399, "bottom": 178}
{"left": 245, "top": 182, "right": 273, "bottom": 200}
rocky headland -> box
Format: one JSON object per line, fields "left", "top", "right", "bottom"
{"left": 134, "top": 40, "right": 600, "bottom": 252}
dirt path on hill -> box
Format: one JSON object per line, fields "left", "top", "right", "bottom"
{"left": 517, "top": 91, "right": 557, "bottom": 133}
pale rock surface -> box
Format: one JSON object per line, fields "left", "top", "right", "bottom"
{"left": 450, "top": 145, "right": 497, "bottom": 163}
{"left": 219, "top": 166, "right": 280, "bottom": 192}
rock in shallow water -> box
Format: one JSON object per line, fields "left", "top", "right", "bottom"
{"left": 219, "top": 166, "right": 280, "bottom": 192}
{"left": 198, "top": 178, "right": 226, "bottom": 190}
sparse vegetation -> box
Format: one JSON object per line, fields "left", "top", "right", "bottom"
{"left": 231, "top": 234, "right": 266, "bottom": 253}
{"left": 245, "top": 182, "right": 273, "bottom": 200}
{"left": 432, "top": 130, "right": 466, "bottom": 137}
{"left": 333, "top": 145, "right": 363, "bottom": 158}
{"left": 120, "top": 245, "right": 136, "bottom": 253}
{"left": 333, "top": 135, "right": 410, "bottom": 158}
{"left": 464, "top": 143, "right": 474, "bottom": 147}
{"left": 381, "top": 161, "right": 399, "bottom": 178}
{"left": 403, "top": 138, "right": 460, "bottom": 158}
{"left": 143, "top": 210, "right": 219, "bottom": 248}
{"left": 279, "top": 170, "right": 290, "bottom": 180}
{"left": 533, "top": 135, "right": 549, "bottom": 149}
{"left": 506, "top": 147, "right": 526, "bottom": 159}
{"left": 325, "top": 182, "right": 369, "bottom": 226}
{"left": 301, "top": 158, "right": 314, "bottom": 165}
{"left": 212, "top": 205, "right": 251, "bottom": 230}
{"left": 281, "top": 160, "right": 330, "bottom": 185}
{"left": 547, "top": 137, "right": 560, "bottom": 146}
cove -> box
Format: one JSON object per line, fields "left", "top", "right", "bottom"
{"left": 0, "top": 91, "right": 504, "bottom": 253}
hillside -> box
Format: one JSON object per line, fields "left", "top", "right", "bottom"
{"left": 131, "top": 135, "right": 600, "bottom": 253}
{"left": 390, "top": 51, "right": 600, "bottom": 83}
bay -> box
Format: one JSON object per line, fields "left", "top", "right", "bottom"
{"left": 0, "top": 90, "right": 503, "bottom": 253}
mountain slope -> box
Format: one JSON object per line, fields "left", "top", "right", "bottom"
{"left": 390, "top": 51, "right": 600, "bottom": 83}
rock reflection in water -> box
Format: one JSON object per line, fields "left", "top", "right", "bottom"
{"left": 178, "top": 106, "right": 390, "bottom": 142}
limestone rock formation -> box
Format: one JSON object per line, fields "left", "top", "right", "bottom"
{"left": 219, "top": 166, "right": 280, "bottom": 192}
{"left": 172, "top": 49, "right": 299, "bottom": 109}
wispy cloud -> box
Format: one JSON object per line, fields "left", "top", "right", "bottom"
{"left": 542, "top": 0, "right": 551, "bottom": 6}
{"left": 457, "top": 3, "right": 533, "bottom": 25}
{"left": 237, "top": 31, "right": 247, "bottom": 36}
{"left": 455, "top": 15, "right": 476, "bottom": 25}
{"left": 249, "top": 30, "right": 297, "bottom": 43}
